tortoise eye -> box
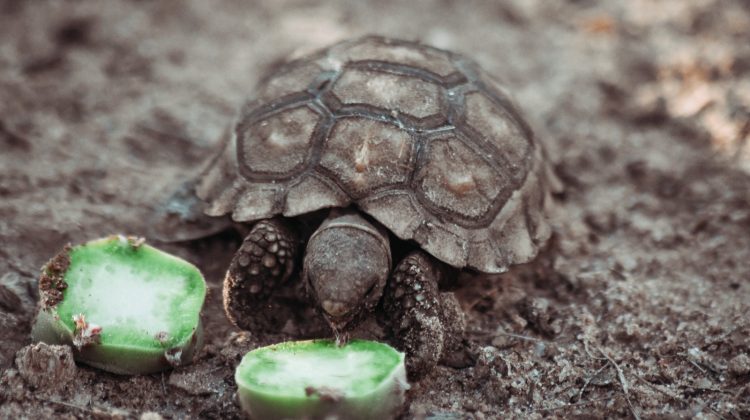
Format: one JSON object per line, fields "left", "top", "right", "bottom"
{"left": 364, "top": 282, "right": 378, "bottom": 298}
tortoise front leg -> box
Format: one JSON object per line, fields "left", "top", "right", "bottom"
{"left": 223, "top": 218, "right": 299, "bottom": 332}
{"left": 381, "top": 251, "right": 466, "bottom": 380}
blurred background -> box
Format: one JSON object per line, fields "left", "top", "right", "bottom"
{"left": 1, "top": 1, "right": 749, "bottom": 418}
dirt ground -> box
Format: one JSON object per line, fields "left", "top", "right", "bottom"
{"left": 1, "top": 0, "right": 749, "bottom": 418}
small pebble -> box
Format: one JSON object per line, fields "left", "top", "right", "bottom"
{"left": 728, "top": 353, "right": 750, "bottom": 376}
{"left": 139, "top": 412, "right": 164, "bottom": 420}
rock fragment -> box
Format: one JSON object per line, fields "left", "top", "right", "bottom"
{"left": 15, "top": 342, "right": 76, "bottom": 390}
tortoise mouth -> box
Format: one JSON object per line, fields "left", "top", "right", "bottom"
{"left": 321, "top": 300, "right": 350, "bottom": 318}
{"left": 319, "top": 300, "right": 362, "bottom": 332}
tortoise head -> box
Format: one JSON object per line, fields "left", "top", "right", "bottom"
{"left": 303, "top": 210, "right": 391, "bottom": 332}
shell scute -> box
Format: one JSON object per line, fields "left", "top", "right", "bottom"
{"left": 256, "top": 61, "right": 325, "bottom": 102}
{"left": 359, "top": 192, "right": 423, "bottom": 239}
{"left": 464, "top": 91, "right": 532, "bottom": 181}
{"left": 283, "top": 175, "right": 348, "bottom": 217}
{"left": 319, "top": 118, "right": 415, "bottom": 198}
{"left": 331, "top": 69, "right": 445, "bottom": 121}
{"left": 238, "top": 106, "right": 318, "bottom": 178}
{"left": 414, "top": 136, "right": 509, "bottom": 221}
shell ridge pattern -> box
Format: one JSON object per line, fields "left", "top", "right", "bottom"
{"left": 346, "top": 60, "right": 466, "bottom": 86}
{"left": 408, "top": 130, "right": 516, "bottom": 229}
{"left": 474, "top": 80, "right": 535, "bottom": 142}
{"left": 330, "top": 105, "right": 452, "bottom": 133}
{"left": 236, "top": 102, "right": 328, "bottom": 182}
{"left": 455, "top": 123, "right": 518, "bottom": 180}
{"left": 238, "top": 92, "right": 313, "bottom": 127}
{"left": 447, "top": 82, "right": 527, "bottom": 180}
{"left": 237, "top": 37, "right": 534, "bottom": 226}
{"left": 216, "top": 35, "right": 551, "bottom": 271}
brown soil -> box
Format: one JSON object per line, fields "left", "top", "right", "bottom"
{"left": 1, "top": 1, "right": 749, "bottom": 418}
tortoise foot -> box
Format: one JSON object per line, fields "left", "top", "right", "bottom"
{"left": 223, "top": 218, "right": 298, "bottom": 332}
{"left": 381, "top": 251, "right": 466, "bottom": 380}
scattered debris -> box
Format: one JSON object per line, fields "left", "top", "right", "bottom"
{"left": 71, "top": 313, "right": 102, "bottom": 350}
{"left": 304, "top": 386, "right": 344, "bottom": 403}
{"left": 164, "top": 348, "right": 183, "bottom": 368}
{"left": 38, "top": 246, "right": 71, "bottom": 308}
{"left": 728, "top": 354, "right": 750, "bottom": 377}
{"left": 15, "top": 343, "right": 76, "bottom": 390}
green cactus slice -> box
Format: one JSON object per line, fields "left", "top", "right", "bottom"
{"left": 235, "top": 339, "right": 409, "bottom": 420}
{"left": 31, "top": 235, "right": 206, "bottom": 375}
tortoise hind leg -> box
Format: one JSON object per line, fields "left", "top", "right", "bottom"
{"left": 223, "top": 218, "right": 299, "bottom": 332}
{"left": 381, "top": 251, "right": 466, "bottom": 380}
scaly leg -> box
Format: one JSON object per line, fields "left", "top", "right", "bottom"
{"left": 223, "top": 218, "right": 298, "bottom": 332}
{"left": 381, "top": 250, "right": 466, "bottom": 380}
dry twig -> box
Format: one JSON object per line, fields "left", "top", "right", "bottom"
{"left": 634, "top": 374, "right": 729, "bottom": 420}
{"left": 577, "top": 362, "right": 609, "bottom": 402}
{"left": 533, "top": 395, "right": 616, "bottom": 413}
{"left": 597, "top": 346, "right": 641, "bottom": 420}
{"left": 37, "top": 397, "right": 95, "bottom": 414}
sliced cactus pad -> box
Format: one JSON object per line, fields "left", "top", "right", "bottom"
{"left": 31, "top": 235, "right": 206, "bottom": 375}
{"left": 235, "top": 339, "right": 408, "bottom": 420}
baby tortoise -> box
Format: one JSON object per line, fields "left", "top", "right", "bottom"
{"left": 155, "top": 36, "right": 559, "bottom": 379}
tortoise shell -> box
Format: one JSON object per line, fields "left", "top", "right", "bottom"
{"left": 197, "top": 36, "right": 558, "bottom": 273}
